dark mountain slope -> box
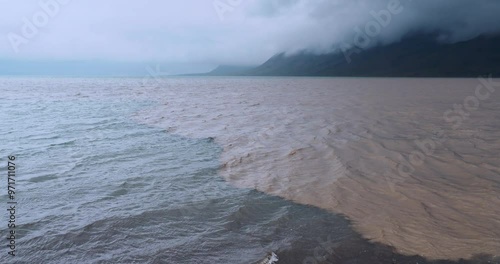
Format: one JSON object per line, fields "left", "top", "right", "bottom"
{"left": 245, "top": 34, "right": 500, "bottom": 77}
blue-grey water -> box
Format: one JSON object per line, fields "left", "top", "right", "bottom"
{"left": 0, "top": 77, "right": 496, "bottom": 264}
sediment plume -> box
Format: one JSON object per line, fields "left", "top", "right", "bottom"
{"left": 134, "top": 77, "right": 500, "bottom": 260}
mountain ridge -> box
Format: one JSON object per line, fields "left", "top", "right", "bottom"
{"left": 201, "top": 34, "right": 500, "bottom": 77}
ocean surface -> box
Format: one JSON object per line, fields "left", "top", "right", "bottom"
{"left": 0, "top": 77, "right": 499, "bottom": 264}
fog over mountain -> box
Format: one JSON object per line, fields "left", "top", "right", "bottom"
{"left": 263, "top": 0, "right": 500, "bottom": 53}
{"left": 1, "top": 0, "right": 499, "bottom": 74}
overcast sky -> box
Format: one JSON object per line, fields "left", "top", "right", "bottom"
{"left": 1, "top": 0, "right": 500, "bottom": 75}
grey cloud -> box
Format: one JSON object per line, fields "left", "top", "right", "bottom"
{"left": 0, "top": 0, "right": 499, "bottom": 71}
